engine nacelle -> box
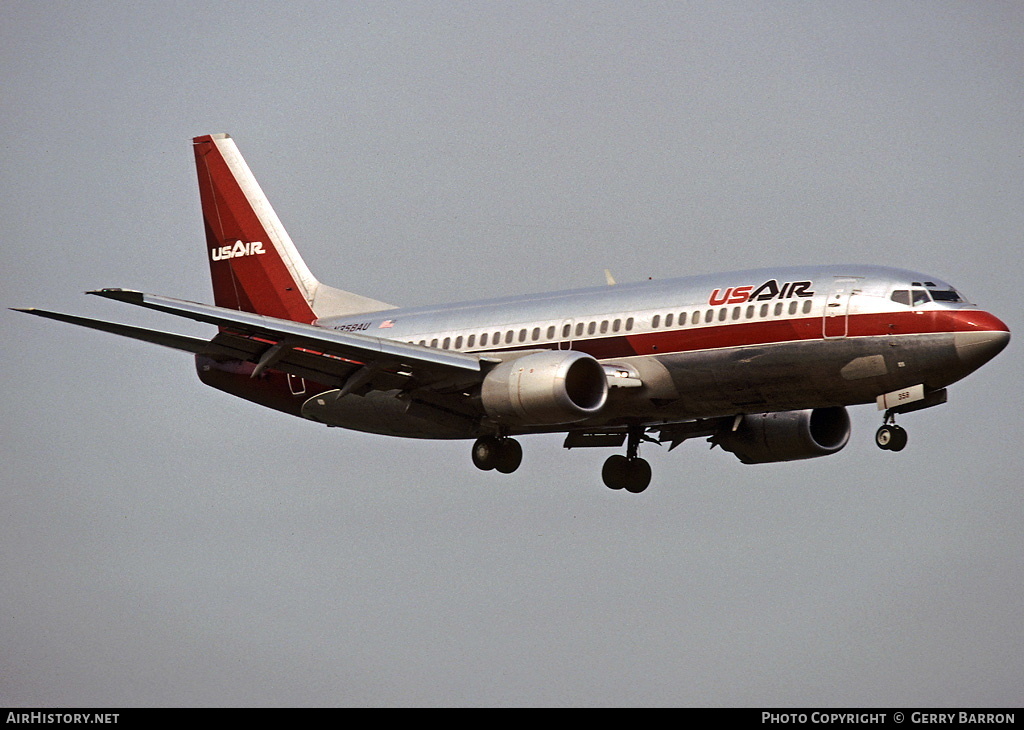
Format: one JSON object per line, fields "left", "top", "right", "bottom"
{"left": 718, "top": 407, "right": 851, "bottom": 464}
{"left": 481, "top": 351, "right": 608, "bottom": 425}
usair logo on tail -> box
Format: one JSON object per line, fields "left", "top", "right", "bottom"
{"left": 211, "top": 240, "right": 266, "bottom": 261}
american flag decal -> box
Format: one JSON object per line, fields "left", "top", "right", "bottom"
{"left": 378, "top": 320, "right": 395, "bottom": 328}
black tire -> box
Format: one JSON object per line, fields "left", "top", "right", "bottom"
{"left": 494, "top": 438, "right": 523, "bottom": 474}
{"left": 471, "top": 437, "right": 501, "bottom": 470}
{"left": 624, "top": 458, "right": 652, "bottom": 494}
{"left": 875, "top": 425, "right": 895, "bottom": 450}
{"left": 602, "top": 454, "right": 630, "bottom": 490}
{"left": 888, "top": 425, "right": 908, "bottom": 452}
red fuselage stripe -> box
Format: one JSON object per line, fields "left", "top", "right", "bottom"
{"left": 466, "top": 309, "right": 1007, "bottom": 360}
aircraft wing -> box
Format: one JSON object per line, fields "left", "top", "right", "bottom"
{"left": 18, "top": 289, "right": 500, "bottom": 396}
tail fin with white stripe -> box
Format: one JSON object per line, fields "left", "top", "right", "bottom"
{"left": 192, "top": 134, "right": 394, "bottom": 323}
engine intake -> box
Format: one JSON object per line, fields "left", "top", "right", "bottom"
{"left": 718, "top": 407, "right": 851, "bottom": 464}
{"left": 481, "top": 351, "right": 608, "bottom": 425}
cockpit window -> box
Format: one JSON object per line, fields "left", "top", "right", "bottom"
{"left": 891, "top": 289, "right": 936, "bottom": 306}
{"left": 930, "top": 289, "right": 963, "bottom": 303}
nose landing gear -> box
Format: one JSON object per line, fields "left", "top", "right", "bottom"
{"left": 875, "top": 414, "right": 908, "bottom": 452}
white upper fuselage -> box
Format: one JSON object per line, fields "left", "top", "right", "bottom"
{"left": 316, "top": 264, "right": 981, "bottom": 356}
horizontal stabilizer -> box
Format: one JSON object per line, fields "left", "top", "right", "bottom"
{"left": 87, "top": 289, "right": 494, "bottom": 376}
{"left": 12, "top": 307, "right": 234, "bottom": 356}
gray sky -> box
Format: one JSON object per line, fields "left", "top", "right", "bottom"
{"left": 2, "top": 1, "right": 1022, "bottom": 707}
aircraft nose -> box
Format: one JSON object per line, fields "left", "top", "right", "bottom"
{"left": 954, "top": 323, "right": 1010, "bottom": 372}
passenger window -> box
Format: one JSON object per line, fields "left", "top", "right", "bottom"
{"left": 480, "top": 333, "right": 488, "bottom": 347}
{"left": 547, "top": 326, "right": 555, "bottom": 339}
{"left": 430, "top": 338, "right": 438, "bottom": 348}
{"left": 774, "top": 302, "right": 783, "bottom": 316}
{"left": 891, "top": 290, "right": 911, "bottom": 306}
{"left": 679, "top": 312, "right": 687, "bottom": 326}
{"left": 760, "top": 303, "right": 768, "bottom": 318}
{"left": 746, "top": 305, "right": 754, "bottom": 319}
{"left": 732, "top": 307, "right": 741, "bottom": 320}
{"left": 802, "top": 300, "right": 812, "bottom": 314}
{"left": 504, "top": 331, "right": 513, "bottom": 344}
{"left": 443, "top": 337, "right": 451, "bottom": 349}
{"left": 665, "top": 313, "right": 673, "bottom": 327}
{"left": 705, "top": 310, "right": 714, "bottom": 324}
{"left": 467, "top": 334, "right": 475, "bottom": 348}
{"left": 532, "top": 327, "right": 540, "bottom": 341}
{"left": 600, "top": 320, "right": 608, "bottom": 334}
{"left": 587, "top": 321, "right": 596, "bottom": 335}
{"left": 625, "top": 317, "right": 634, "bottom": 331}
{"left": 562, "top": 324, "right": 571, "bottom": 338}
{"left": 612, "top": 319, "right": 621, "bottom": 332}
{"left": 652, "top": 314, "right": 661, "bottom": 328}
{"left": 454, "top": 336, "right": 463, "bottom": 349}
{"left": 912, "top": 290, "right": 930, "bottom": 306}
{"left": 788, "top": 301, "right": 797, "bottom": 315}
{"left": 576, "top": 322, "right": 584, "bottom": 336}
{"left": 718, "top": 308, "right": 727, "bottom": 322}
{"left": 518, "top": 329, "right": 527, "bottom": 342}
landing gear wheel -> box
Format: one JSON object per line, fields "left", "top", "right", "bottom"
{"left": 887, "top": 425, "right": 907, "bottom": 451}
{"left": 494, "top": 438, "right": 523, "bottom": 474}
{"left": 602, "top": 455, "right": 651, "bottom": 493}
{"left": 472, "top": 437, "right": 523, "bottom": 473}
{"left": 472, "top": 437, "right": 501, "bottom": 471}
{"left": 875, "top": 424, "right": 908, "bottom": 452}
{"left": 623, "top": 458, "right": 652, "bottom": 494}
{"left": 602, "top": 455, "right": 629, "bottom": 490}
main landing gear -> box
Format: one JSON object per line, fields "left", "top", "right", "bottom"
{"left": 471, "top": 426, "right": 655, "bottom": 493}
{"left": 875, "top": 413, "right": 908, "bottom": 452}
{"left": 601, "top": 426, "right": 653, "bottom": 493}
{"left": 471, "top": 436, "right": 523, "bottom": 474}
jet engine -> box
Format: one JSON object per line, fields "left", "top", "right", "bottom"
{"left": 717, "top": 407, "right": 851, "bottom": 464}
{"left": 481, "top": 351, "right": 608, "bottom": 425}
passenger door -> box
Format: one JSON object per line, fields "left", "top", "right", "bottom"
{"left": 822, "top": 277, "right": 860, "bottom": 338}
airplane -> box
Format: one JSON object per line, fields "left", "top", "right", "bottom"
{"left": 15, "top": 134, "right": 1010, "bottom": 493}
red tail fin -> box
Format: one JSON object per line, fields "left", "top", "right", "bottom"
{"left": 192, "top": 134, "right": 394, "bottom": 323}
